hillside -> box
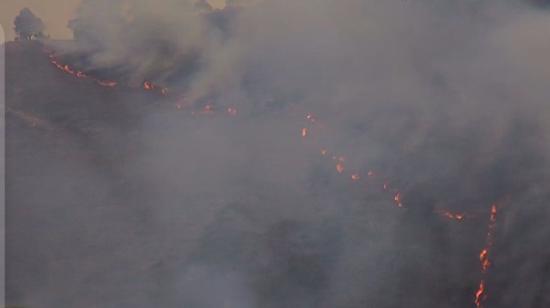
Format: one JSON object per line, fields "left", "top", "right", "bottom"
{"left": 6, "top": 38, "right": 550, "bottom": 308}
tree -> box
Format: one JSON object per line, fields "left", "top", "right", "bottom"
{"left": 14, "top": 8, "right": 45, "bottom": 40}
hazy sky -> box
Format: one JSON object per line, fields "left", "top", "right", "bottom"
{"left": 0, "top": 0, "right": 227, "bottom": 41}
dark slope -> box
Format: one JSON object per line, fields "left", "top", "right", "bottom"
{"left": 5, "top": 41, "right": 550, "bottom": 308}
{"left": 6, "top": 41, "right": 172, "bottom": 307}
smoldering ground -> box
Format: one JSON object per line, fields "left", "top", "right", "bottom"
{"left": 5, "top": 0, "right": 550, "bottom": 307}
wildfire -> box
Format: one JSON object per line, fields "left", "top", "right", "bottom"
{"left": 143, "top": 81, "right": 153, "bottom": 90}
{"left": 50, "top": 59, "right": 86, "bottom": 79}
{"left": 480, "top": 249, "right": 490, "bottom": 272}
{"left": 473, "top": 204, "right": 499, "bottom": 308}
{"left": 47, "top": 51, "right": 179, "bottom": 95}
{"left": 63, "top": 64, "right": 74, "bottom": 74}
{"left": 475, "top": 280, "right": 486, "bottom": 308}
{"left": 44, "top": 48, "right": 507, "bottom": 306}
{"left": 49, "top": 52, "right": 118, "bottom": 88}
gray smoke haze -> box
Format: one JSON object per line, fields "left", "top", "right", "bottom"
{"left": 6, "top": 0, "right": 550, "bottom": 307}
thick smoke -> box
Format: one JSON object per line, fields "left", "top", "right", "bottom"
{"left": 7, "top": 0, "right": 550, "bottom": 307}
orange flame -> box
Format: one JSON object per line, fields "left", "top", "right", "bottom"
{"left": 295, "top": 109, "right": 504, "bottom": 307}
{"left": 47, "top": 52, "right": 181, "bottom": 94}
{"left": 394, "top": 192, "right": 403, "bottom": 207}
{"left": 474, "top": 280, "right": 485, "bottom": 308}
{"left": 473, "top": 204, "right": 499, "bottom": 308}
{"left": 479, "top": 249, "right": 488, "bottom": 261}
{"left": 143, "top": 81, "right": 153, "bottom": 90}
{"left": 63, "top": 64, "right": 74, "bottom": 74}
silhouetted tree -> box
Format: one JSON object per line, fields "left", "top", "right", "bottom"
{"left": 14, "top": 8, "right": 45, "bottom": 40}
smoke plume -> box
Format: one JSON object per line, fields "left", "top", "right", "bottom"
{"left": 6, "top": 0, "right": 550, "bottom": 307}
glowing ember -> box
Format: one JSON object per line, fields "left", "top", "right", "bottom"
{"left": 475, "top": 280, "right": 486, "bottom": 308}
{"left": 479, "top": 249, "right": 488, "bottom": 261}
{"left": 63, "top": 64, "right": 74, "bottom": 74}
{"left": 143, "top": 81, "right": 153, "bottom": 90}
{"left": 301, "top": 127, "right": 308, "bottom": 138}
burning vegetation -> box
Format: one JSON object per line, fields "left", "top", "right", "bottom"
{"left": 6, "top": 1, "right": 550, "bottom": 308}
